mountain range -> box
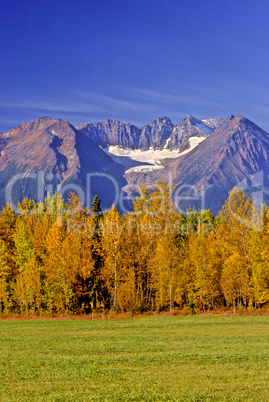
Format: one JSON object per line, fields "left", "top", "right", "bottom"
{"left": 77, "top": 114, "right": 231, "bottom": 151}
{"left": 0, "top": 113, "right": 268, "bottom": 214}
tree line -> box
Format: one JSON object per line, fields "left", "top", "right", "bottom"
{"left": 0, "top": 181, "right": 268, "bottom": 315}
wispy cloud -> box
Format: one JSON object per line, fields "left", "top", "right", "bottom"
{"left": 1, "top": 79, "right": 269, "bottom": 132}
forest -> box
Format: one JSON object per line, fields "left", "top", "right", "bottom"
{"left": 0, "top": 181, "right": 268, "bottom": 315}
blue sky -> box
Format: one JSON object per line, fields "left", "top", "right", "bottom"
{"left": 1, "top": 0, "right": 269, "bottom": 131}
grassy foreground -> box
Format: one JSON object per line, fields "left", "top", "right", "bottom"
{"left": 1, "top": 316, "right": 269, "bottom": 401}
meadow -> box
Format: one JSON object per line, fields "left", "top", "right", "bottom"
{"left": 1, "top": 315, "right": 269, "bottom": 401}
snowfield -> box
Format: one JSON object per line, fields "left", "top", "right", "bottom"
{"left": 103, "top": 136, "right": 205, "bottom": 174}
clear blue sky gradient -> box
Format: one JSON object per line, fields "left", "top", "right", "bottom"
{"left": 1, "top": 0, "right": 269, "bottom": 131}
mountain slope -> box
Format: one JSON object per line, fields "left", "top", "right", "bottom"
{"left": 0, "top": 117, "right": 127, "bottom": 209}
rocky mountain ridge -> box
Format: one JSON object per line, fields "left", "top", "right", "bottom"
{"left": 77, "top": 114, "right": 232, "bottom": 152}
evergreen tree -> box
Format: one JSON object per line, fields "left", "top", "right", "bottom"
{"left": 90, "top": 194, "right": 107, "bottom": 309}
{"left": 92, "top": 195, "right": 102, "bottom": 215}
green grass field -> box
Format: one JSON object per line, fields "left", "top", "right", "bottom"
{"left": 1, "top": 315, "right": 269, "bottom": 401}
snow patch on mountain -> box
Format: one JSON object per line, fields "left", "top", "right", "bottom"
{"left": 176, "top": 136, "right": 206, "bottom": 156}
{"left": 103, "top": 136, "right": 206, "bottom": 174}
{"left": 106, "top": 146, "right": 180, "bottom": 162}
{"left": 163, "top": 136, "right": 172, "bottom": 149}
